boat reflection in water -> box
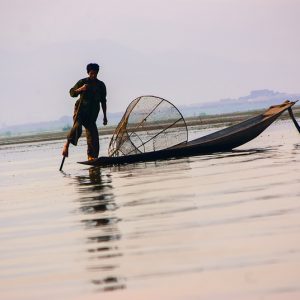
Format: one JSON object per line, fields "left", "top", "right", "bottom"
{"left": 75, "top": 167, "right": 126, "bottom": 292}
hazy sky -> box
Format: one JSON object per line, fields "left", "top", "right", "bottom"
{"left": 1, "top": 0, "right": 300, "bottom": 125}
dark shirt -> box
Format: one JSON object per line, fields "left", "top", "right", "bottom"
{"left": 70, "top": 78, "right": 107, "bottom": 122}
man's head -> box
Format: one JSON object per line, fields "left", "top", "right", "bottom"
{"left": 86, "top": 63, "right": 100, "bottom": 80}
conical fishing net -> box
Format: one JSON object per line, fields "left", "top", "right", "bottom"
{"left": 108, "top": 96, "right": 188, "bottom": 157}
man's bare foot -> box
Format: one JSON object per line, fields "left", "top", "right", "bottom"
{"left": 62, "top": 143, "right": 69, "bottom": 157}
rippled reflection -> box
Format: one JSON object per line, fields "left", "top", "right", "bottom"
{"left": 75, "top": 167, "right": 126, "bottom": 292}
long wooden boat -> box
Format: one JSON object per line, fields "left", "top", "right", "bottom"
{"left": 79, "top": 100, "right": 298, "bottom": 166}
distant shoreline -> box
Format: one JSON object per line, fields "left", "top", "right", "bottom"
{"left": 1, "top": 108, "right": 299, "bottom": 147}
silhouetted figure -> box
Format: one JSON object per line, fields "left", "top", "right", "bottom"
{"left": 62, "top": 63, "right": 108, "bottom": 160}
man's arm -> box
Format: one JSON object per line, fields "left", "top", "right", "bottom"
{"left": 100, "top": 82, "right": 108, "bottom": 125}
{"left": 101, "top": 101, "right": 107, "bottom": 125}
{"left": 69, "top": 80, "right": 88, "bottom": 97}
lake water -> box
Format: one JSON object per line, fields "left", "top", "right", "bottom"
{"left": 1, "top": 120, "right": 300, "bottom": 300}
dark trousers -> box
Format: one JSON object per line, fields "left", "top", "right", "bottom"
{"left": 67, "top": 119, "right": 99, "bottom": 158}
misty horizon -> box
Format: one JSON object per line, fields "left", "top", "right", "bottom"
{"left": 1, "top": 88, "right": 299, "bottom": 137}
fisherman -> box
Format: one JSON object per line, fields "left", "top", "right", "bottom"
{"left": 62, "top": 63, "right": 108, "bottom": 160}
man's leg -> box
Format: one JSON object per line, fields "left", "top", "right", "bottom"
{"left": 62, "top": 121, "right": 82, "bottom": 157}
{"left": 85, "top": 122, "right": 99, "bottom": 159}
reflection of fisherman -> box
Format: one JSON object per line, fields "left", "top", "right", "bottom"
{"left": 74, "top": 167, "right": 125, "bottom": 291}
{"left": 62, "top": 63, "right": 108, "bottom": 160}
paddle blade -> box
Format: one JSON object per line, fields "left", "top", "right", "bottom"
{"left": 59, "top": 156, "right": 66, "bottom": 171}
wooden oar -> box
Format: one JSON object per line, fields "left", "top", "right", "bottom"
{"left": 59, "top": 156, "right": 66, "bottom": 171}
{"left": 59, "top": 95, "right": 84, "bottom": 171}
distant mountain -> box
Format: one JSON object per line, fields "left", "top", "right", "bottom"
{"left": 178, "top": 89, "right": 300, "bottom": 116}
{"left": 1, "top": 89, "right": 299, "bottom": 137}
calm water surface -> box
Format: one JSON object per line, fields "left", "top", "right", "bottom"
{"left": 1, "top": 120, "right": 300, "bottom": 300}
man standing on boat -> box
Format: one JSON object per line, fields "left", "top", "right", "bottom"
{"left": 62, "top": 63, "right": 108, "bottom": 160}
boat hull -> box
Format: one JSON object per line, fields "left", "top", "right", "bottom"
{"left": 79, "top": 101, "right": 295, "bottom": 166}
